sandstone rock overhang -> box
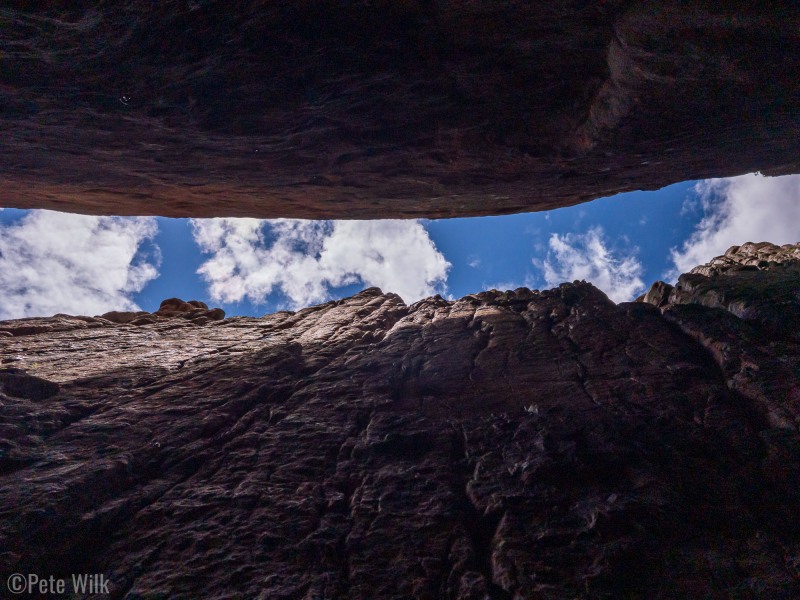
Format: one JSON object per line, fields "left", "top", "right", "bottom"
{"left": 2, "top": 1, "right": 799, "bottom": 219}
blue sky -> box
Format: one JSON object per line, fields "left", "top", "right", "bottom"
{"left": 1, "top": 173, "right": 799, "bottom": 320}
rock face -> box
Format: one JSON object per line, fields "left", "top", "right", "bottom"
{"left": 1, "top": 245, "right": 799, "bottom": 598}
{"left": 0, "top": 298, "right": 224, "bottom": 337}
{"left": 2, "top": 2, "right": 799, "bottom": 218}
{"left": 101, "top": 298, "right": 226, "bottom": 326}
{"left": 644, "top": 242, "right": 800, "bottom": 345}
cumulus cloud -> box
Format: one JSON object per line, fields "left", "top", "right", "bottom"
{"left": 669, "top": 173, "right": 800, "bottom": 279}
{"left": 0, "top": 211, "right": 160, "bottom": 319}
{"left": 190, "top": 218, "right": 450, "bottom": 308}
{"left": 537, "top": 227, "right": 645, "bottom": 302}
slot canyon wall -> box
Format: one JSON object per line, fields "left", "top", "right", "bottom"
{"left": 1, "top": 242, "right": 799, "bottom": 598}
{"left": 1, "top": 1, "right": 799, "bottom": 218}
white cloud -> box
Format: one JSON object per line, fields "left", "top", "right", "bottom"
{"left": 537, "top": 227, "right": 645, "bottom": 303}
{"left": 669, "top": 173, "right": 800, "bottom": 279}
{"left": 190, "top": 218, "right": 450, "bottom": 308}
{"left": 0, "top": 211, "right": 160, "bottom": 319}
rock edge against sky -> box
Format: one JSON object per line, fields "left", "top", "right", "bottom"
{"left": 1, "top": 242, "right": 799, "bottom": 598}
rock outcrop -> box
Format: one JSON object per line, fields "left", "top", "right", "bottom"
{"left": 1, "top": 244, "right": 799, "bottom": 598}
{"left": 2, "top": 2, "right": 799, "bottom": 218}
{"left": 0, "top": 298, "right": 224, "bottom": 337}
{"left": 643, "top": 241, "right": 800, "bottom": 344}
{"left": 101, "top": 298, "right": 226, "bottom": 327}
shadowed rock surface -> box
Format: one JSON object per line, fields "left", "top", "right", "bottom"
{"left": 644, "top": 242, "right": 800, "bottom": 344}
{"left": 2, "top": 1, "right": 800, "bottom": 218}
{"left": 1, "top": 244, "right": 799, "bottom": 598}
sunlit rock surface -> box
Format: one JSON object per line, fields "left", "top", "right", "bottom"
{"left": 0, "top": 298, "right": 224, "bottom": 336}
{"left": 2, "top": 2, "right": 799, "bottom": 218}
{"left": 1, "top": 245, "right": 799, "bottom": 598}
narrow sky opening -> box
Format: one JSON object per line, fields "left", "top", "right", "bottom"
{"left": 1, "top": 173, "right": 798, "bottom": 320}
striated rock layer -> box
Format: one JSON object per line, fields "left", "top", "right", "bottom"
{"left": 2, "top": 2, "right": 800, "bottom": 218}
{"left": 1, "top": 243, "right": 799, "bottom": 598}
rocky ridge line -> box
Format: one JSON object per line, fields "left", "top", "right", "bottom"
{"left": 0, "top": 297, "right": 225, "bottom": 338}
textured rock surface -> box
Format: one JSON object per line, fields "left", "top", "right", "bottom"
{"left": 645, "top": 242, "right": 800, "bottom": 344}
{"left": 1, "top": 245, "right": 800, "bottom": 598}
{"left": 2, "top": 2, "right": 799, "bottom": 218}
{"left": 0, "top": 298, "right": 224, "bottom": 337}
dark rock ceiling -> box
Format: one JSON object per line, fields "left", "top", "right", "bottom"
{"left": 2, "top": 1, "right": 799, "bottom": 218}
